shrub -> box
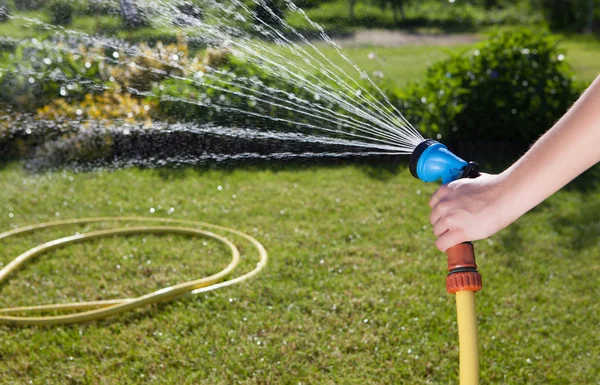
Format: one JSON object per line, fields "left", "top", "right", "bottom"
{"left": 150, "top": 50, "right": 335, "bottom": 135}
{"left": 37, "top": 92, "right": 156, "bottom": 124}
{"left": 398, "top": 29, "right": 583, "bottom": 147}
{"left": 0, "top": 41, "right": 104, "bottom": 111}
{"left": 119, "top": 0, "right": 149, "bottom": 29}
{"left": 0, "top": 38, "right": 196, "bottom": 112}
{"left": 87, "top": 0, "right": 120, "bottom": 15}
{"left": 48, "top": 0, "right": 74, "bottom": 26}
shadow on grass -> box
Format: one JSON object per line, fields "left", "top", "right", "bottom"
{"left": 497, "top": 222, "right": 526, "bottom": 268}
{"left": 150, "top": 153, "right": 409, "bottom": 182}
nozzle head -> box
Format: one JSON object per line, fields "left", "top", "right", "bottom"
{"left": 409, "top": 139, "right": 468, "bottom": 184}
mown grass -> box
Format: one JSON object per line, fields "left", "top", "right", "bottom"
{"left": 314, "top": 37, "right": 600, "bottom": 90}
{"left": 0, "top": 163, "right": 598, "bottom": 384}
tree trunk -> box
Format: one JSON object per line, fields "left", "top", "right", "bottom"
{"left": 585, "top": 0, "right": 594, "bottom": 33}
{"left": 349, "top": 0, "right": 356, "bottom": 20}
{"left": 398, "top": 1, "right": 405, "bottom": 20}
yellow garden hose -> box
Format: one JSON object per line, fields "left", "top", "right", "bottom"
{"left": 455, "top": 291, "right": 480, "bottom": 385}
{"left": 0, "top": 217, "right": 267, "bottom": 326}
{"left": 446, "top": 242, "right": 482, "bottom": 385}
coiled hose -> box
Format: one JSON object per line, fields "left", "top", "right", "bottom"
{"left": 0, "top": 217, "right": 267, "bottom": 326}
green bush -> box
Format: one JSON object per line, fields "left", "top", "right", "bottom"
{"left": 48, "top": 0, "right": 74, "bottom": 26}
{"left": 87, "top": 0, "right": 120, "bottom": 15}
{"left": 398, "top": 30, "right": 583, "bottom": 147}
{"left": 0, "top": 41, "right": 103, "bottom": 111}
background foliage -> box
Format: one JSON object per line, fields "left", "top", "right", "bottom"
{"left": 396, "top": 30, "right": 582, "bottom": 147}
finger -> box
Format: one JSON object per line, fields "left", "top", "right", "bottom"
{"left": 433, "top": 218, "right": 449, "bottom": 237}
{"left": 435, "top": 230, "right": 466, "bottom": 252}
{"left": 429, "top": 185, "right": 449, "bottom": 208}
{"left": 429, "top": 201, "right": 450, "bottom": 225}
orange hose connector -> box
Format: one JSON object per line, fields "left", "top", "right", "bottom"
{"left": 446, "top": 243, "right": 482, "bottom": 294}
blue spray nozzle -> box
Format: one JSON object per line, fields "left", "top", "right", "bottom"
{"left": 409, "top": 140, "right": 468, "bottom": 184}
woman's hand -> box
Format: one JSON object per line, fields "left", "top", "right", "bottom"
{"left": 428, "top": 75, "right": 600, "bottom": 252}
{"left": 429, "top": 173, "right": 516, "bottom": 252}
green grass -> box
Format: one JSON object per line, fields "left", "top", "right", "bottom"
{"left": 559, "top": 37, "right": 600, "bottom": 83}
{"left": 312, "top": 45, "right": 466, "bottom": 88}
{"left": 312, "top": 36, "right": 600, "bottom": 90}
{"left": 0, "top": 163, "right": 598, "bottom": 384}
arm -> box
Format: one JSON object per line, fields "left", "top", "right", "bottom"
{"left": 429, "top": 75, "right": 600, "bottom": 252}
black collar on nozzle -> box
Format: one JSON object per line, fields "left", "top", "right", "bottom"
{"left": 409, "top": 139, "right": 438, "bottom": 179}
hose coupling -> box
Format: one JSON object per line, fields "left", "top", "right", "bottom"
{"left": 446, "top": 243, "right": 482, "bottom": 294}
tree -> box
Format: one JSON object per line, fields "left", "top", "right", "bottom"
{"left": 349, "top": 0, "right": 357, "bottom": 19}
{"left": 373, "top": 0, "right": 413, "bottom": 23}
{"left": 585, "top": 0, "right": 595, "bottom": 33}
{"left": 538, "top": 0, "right": 594, "bottom": 32}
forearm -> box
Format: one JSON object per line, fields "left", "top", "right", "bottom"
{"left": 501, "top": 75, "right": 600, "bottom": 220}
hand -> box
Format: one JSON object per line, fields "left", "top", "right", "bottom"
{"left": 429, "top": 173, "right": 516, "bottom": 252}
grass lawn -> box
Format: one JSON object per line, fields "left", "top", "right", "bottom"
{"left": 322, "top": 36, "right": 600, "bottom": 90}
{"left": 0, "top": 163, "right": 598, "bottom": 384}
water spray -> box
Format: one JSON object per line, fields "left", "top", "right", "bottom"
{"left": 410, "top": 139, "right": 483, "bottom": 385}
